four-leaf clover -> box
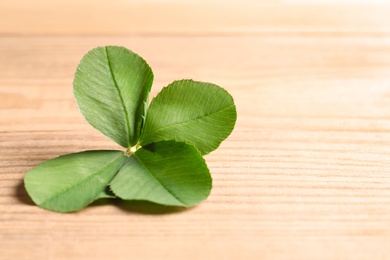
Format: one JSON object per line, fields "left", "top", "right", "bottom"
{"left": 24, "top": 46, "right": 237, "bottom": 212}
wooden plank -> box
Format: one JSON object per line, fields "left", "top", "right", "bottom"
{"left": 1, "top": 1, "right": 390, "bottom": 35}
{"left": 1, "top": 35, "right": 390, "bottom": 259}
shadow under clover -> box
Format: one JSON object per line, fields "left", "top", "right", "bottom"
{"left": 91, "top": 199, "right": 190, "bottom": 215}
{"left": 15, "top": 180, "right": 35, "bottom": 206}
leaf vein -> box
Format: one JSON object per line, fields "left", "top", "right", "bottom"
{"left": 142, "top": 104, "right": 235, "bottom": 144}
{"left": 104, "top": 47, "right": 131, "bottom": 147}
{"left": 133, "top": 153, "right": 186, "bottom": 206}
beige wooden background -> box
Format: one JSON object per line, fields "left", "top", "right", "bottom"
{"left": 1, "top": 1, "right": 390, "bottom": 259}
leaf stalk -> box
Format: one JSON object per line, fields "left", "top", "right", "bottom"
{"left": 126, "top": 142, "right": 142, "bottom": 157}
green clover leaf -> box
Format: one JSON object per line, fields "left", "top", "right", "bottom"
{"left": 139, "top": 79, "right": 237, "bottom": 155}
{"left": 73, "top": 46, "right": 153, "bottom": 147}
{"left": 24, "top": 46, "right": 237, "bottom": 212}
{"left": 25, "top": 151, "right": 127, "bottom": 212}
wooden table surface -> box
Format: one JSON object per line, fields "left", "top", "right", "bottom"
{"left": 2, "top": 1, "right": 390, "bottom": 259}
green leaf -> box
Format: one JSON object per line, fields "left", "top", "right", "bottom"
{"left": 24, "top": 150, "right": 126, "bottom": 212}
{"left": 73, "top": 46, "right": 153, "bottom": 148}
{"left": 139, "top": 80, "right": 237, "bottom": 155}
{"left": 110, "top": 140, "right": 212, "bottom": 207}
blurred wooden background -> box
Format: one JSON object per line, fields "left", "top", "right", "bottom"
{"left": 1, "top": 1, "right": 390, "bottom": 259}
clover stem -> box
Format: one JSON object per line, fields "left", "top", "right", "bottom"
{"left": 125, "top": 142, "right": 142, "bottom": 157}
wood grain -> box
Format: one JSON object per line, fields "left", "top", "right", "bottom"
{"left": 1, "top": 1, "right": 390, "bottom": 35}
{"left": 1, "top": 1, "right": 390, "bottom": 260}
